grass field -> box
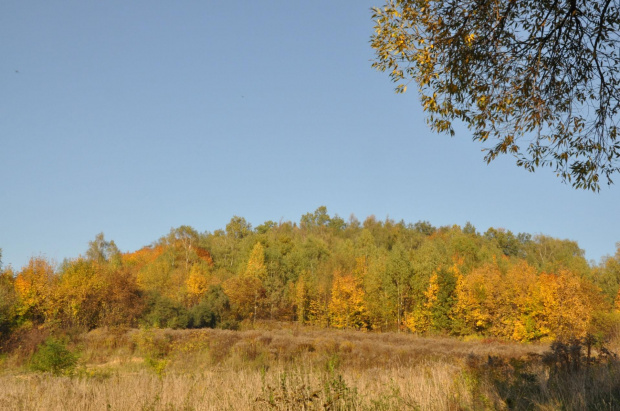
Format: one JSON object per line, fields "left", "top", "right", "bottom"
{"left": 1, "top": 324, "right": 619, "bottom": 410}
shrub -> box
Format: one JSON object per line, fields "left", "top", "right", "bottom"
{"left": 188, "top": 302, "right": 216, "bottom": 329}
{"left": 143, "top": 293, "right": 190, "bottom": 329}
{"left": 30, "top": 337, "right": 78, "bottom": 375}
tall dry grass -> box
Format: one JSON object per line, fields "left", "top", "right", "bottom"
{"left": 0, "top": 362, "right": 465, "bottom": 410}
{"left": 1, "top": 324, "right": 619, "bottom": 410}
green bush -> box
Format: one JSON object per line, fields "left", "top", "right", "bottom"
{"left": 30, "top": 337, "right": 78, "bottom": 375}
{"left": 188, "top": 302, "right": 216, "bottom": 328}
{"left": 143, "top": 293, "right": 190, "bottom": 329}
{"left": 190, "top": 285, "right": 232, "bottom": 329}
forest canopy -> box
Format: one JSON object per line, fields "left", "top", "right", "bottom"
{"left": 2, "top": 207, "right": 620, "bottom": 350}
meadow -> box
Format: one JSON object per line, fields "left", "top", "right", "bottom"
{"left": 2, "top": 323, "right": 619, "bottom": 410}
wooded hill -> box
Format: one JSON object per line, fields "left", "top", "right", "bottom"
{"left": 2, "top": 207, "right": 620, "bottom": 348}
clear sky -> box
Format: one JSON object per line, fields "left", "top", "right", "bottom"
{"left": 1, "top": 1, "right": 618, "bottom": 269}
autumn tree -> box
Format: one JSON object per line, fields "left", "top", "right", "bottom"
{"left": 451, "top": 259, "right": 538, "bottom": 339}
{"left": 406, "top": 271, "right": 440, "bottom": 333}
{"left": 14, "top": 257, "right": 56, "bottom": 324}
{"left": 186, "top": 263, "right": 212, "bottom": 304}
{"left": 329, "top": 270, "right": 367, "bottom": 329}
{"left": 294, "top": 275, "right": 309, "bottom": 324}
{"left": 1, "top": 213, "right": 617, "bottom": 340}
{"left": 372, "top": 0, "right": 620, "bottom": 190}
{"left": 136, "top": 257, "right": 180, "bottom": 301}
{"left": 538, "top": 269, "right": 606, "bottom": 338}
{"left": 222, "top": 242, "right": 267, "bottom": 321}
{"left": 98, "top": 266, "right": 144, "bottom": 327}
{"left": 56, "top": 259, "right": 106, "bottom": 329}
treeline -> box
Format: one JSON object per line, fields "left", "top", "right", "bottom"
{"left": 2, "top": 207, "right": 620, "bottom": 348}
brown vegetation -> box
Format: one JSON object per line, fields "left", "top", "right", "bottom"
{"left": 1, "top": 325, "right": 619, "bottom": 410}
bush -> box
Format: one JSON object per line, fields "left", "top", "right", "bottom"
{"left": 187, "top": 285, "right": 234, "bottom": 329}
{"left": 143, "top": 293, "right": 190, "bottom": 329}
{"left": 30, "top": 337, "right": 78, "bottom": 375}
{"left": 188, "top": 301, "right": 216, "bottom": 328}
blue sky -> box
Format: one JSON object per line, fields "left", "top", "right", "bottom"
{"left": 1, "top": 1, "right": 618, "bottom": 269}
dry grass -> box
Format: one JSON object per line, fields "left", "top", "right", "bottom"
{"left": 0, "top": 362, "right": 464, "bottom": 410}
{"left": 1, "top": 324, "right": 618, "bottom": 410}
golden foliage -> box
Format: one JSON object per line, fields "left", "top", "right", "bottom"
{"left": 538, "top": 270, "right": 605, "bottom": 339}
{"left": 329, "top": 270, "right": 367, "bottom": 329}
{"left": 14, "top": 257, "right": 56, "bottom": 323}
{"left": 186, "top": 264, "right": 210, "bottom": 303}
{"left": 222, "top": 242, "right": 268, "bottom": 320}
{"left": 406, "top": 271, "right": 440, "bottom": 333}
{"left": 245, "top": 242, "right": 267, "bottom": 280}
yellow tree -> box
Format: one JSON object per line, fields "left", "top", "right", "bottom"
{"left": 186, "top": 263, "right": 211, "bottom": 304}
{"left": 362, "top": 252, "right": 394, "bottom": 331}
{"left": 222, "top": 242, "right": 267, "bottom": 321}
{"left": 452, "top": 264, "right": 497, "bottom": 334}
{"left": 136, "top": 258, "right": 179, "bottom": 300}
{"left": 14, "top": 257, "right": 56, "bottom": 324}
{"left": 295, "top": 275, "right": 308, "bottom": 324}
{"left": 55, "top": 259, "right": 106, "bottom": 329}
{"left": 452, "top": 259, "right": 544, "bottom": 340}
{"left": 538, "top": 270, "right": 605, "bottom": 339}
{"left": 502, "top": 262, "right": 543, "bottom": 342}
{"left": 405, "top": 271, "right": 439, "bottom": 333}
{"left": 307, "top": 279, "right": 330, "bottom": 328}
{"left": 245, "top": 242, "right": 267, "bottom": 280}
{"left": 329, "top": 270, "right": 367, "bottom": 329}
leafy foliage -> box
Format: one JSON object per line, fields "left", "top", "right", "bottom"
{"left": 371, "top": 0, "right": 620, "bottom": 190}
{"left": 1, "top": 207, "right": 618, "bottom": 345}
{"left": 30, "top": 337, "right": 78, "bottom": 375}
{"left": 0, "top": 269, "right": 18, "bottom": 346}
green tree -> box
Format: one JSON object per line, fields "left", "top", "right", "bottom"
{"left": 300, "top": 206, "right": 331, "bottom": 230}
{"left": 86, "top": 233, "right": 121, "bottom": 266}
{"left": 484, "top": 228, "right": 529, "bottom": 258}
{"left": 526, "top": 235, "right": 590, "bottom": 276}
{"left": 589, "top": 243, "right": 620, "bottom": 303}
{"left": 226, "top": 216, "right": 252, "bottom": 240}
{"left": 372, "top": 0, "right": 620, "bottom": 190}
{"left": 162, "top": 226, "right": 200, "bottom": 273}
{"left": 0, "top": 268, "right": 18, "bottom": 346}
{"left": 386, "top": 243, "right": 414, "bottom": 330}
